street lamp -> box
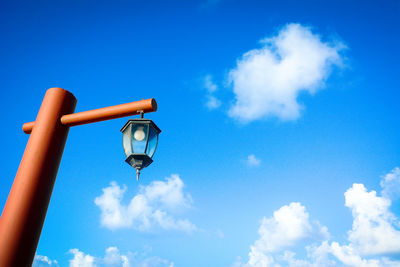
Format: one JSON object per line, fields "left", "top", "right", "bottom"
{"left": 0, "top": 88, "right": 158, "bottom": 266}
{"left": 121, "top": 115, "right": 161, "bottom": 180}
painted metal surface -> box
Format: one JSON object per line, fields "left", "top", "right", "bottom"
{"left": 0, "top": 88, "right": 77, "bottom": 267}
{"left": 22, "top": 98, "right": 157, "bottom": 134}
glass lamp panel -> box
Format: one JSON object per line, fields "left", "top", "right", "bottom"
{"left": 122, "top": 123, "right": 132, "bottom": 157}
{"left": 146, "top": 126, "right": 159, "bottom": 158}
{"left": 131, "top": 123, "right": 149, "bottom": 154}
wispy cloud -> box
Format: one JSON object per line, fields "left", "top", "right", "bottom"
{"left": 203, "top": 75, "right": 221, "bottom": 110}
{"left": 204, "top": 74, "right": 218, "bottom": 93}
{"left": 35, "top": 247, "right": 174, "bottom": 267}
{"left": 247, "top": 154, "right": 261, "bottom": 167}
{"left": 206, "top": 95, "right": 221, "bottom": 110}
{"left": 380, "top": 166, "right": 400, "bottom": 200}
{"left": 228, "top": 23, "right": 345, "bottom": 123}
{"left": 33, "top": 255, "right": 59, "bottom": 267}
{"left": 94, "top": 174, "right": 196, "bottom": 233}
{"left": 68, "top": 247, "right": 174, "bottom": 267}
{"left": 235, "top": 167, "right": 400, "bottom": 266}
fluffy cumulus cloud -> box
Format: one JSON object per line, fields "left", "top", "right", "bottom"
{"left": 236, "top": 167, "right": 400, "bottom": 267}
{"left": 344, "top": 184, "right": 400, "bottom": 256}
{"left": 244, "top": 202, "right": 328, "bottom": 267}
{"left": 203, "top": 75, "right": 221, "bottom": 110}
{"left": 94, "top": 174, "right": 196, "bottom": 232}
{"left": 69, "top": 247, "right": 173, "bottom": 267}
{"left": 69, "top": 249, "right": 96, "bottom": 267}
{"left": 228, "top": 23, "right": 344, "bottom": 123}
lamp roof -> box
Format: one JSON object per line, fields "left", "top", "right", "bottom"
{"left": 120, "top": 118, "right": 161, "bottom": 134}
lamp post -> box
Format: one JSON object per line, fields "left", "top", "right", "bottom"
{"left": 0, "top": 87, "right": 158, "bottom": 267}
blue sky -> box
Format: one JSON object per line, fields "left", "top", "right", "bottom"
{"left": 1, "top": 0, "right": 400, "bottom": 266}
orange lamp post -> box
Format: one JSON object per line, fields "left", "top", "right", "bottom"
{"left": 0, "top": 87, "right": 157, "bottom": 267}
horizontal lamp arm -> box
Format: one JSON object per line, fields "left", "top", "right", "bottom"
{"left": 22, "top": 98, "right": 157, "bottom": 134}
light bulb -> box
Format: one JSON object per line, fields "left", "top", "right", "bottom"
{"left": 134, "top": 128, "right": 145, "bottom": 141}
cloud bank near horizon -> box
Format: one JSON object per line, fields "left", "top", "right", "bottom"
{"left": 35, "top": 167, "right": 400, "bottom": 267}
{"left": 34, "top": 246, "right": 174, "bottom": 267}
{"left": 235, "top": 167, "right": 400, "bottom": 267}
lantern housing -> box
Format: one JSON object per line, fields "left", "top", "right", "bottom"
{"left": 121, "top": 118, "right": 161, "bottom": 180}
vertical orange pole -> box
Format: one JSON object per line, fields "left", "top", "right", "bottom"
{"left": 0, "top": 88, "right": 76, "bottom": 267}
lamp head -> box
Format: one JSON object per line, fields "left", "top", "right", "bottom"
{"left": 121, "top": 118, "right": 161, "bottom": 180}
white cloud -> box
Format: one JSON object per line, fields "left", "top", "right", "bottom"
{"left": 246, "top": 202, "right": 328, "bottom": 267}
{"left": 143, "top": 175, "right": 192, "bottom": 210}
{"left": 69, "top": 249, "right": 96, "bottom": 267}
{"left": 236, "top": 167, "right": 400, "bottom": 267}
{"left": 94, "top": 174, "right": 196, "bottom": 232}
{"left": 247, "top": 154, "right": 261, "bottom": 166}
{"left": 380, "top": 167, "right": 400, "bottom": 200}
{"left": 228, "top": 23, "right": 344, "bottom": 123}
{"left": 204, "top": 74, "right": 218, "bottom": 93}
{"left": 68, "top": 247, "right": 173, "bottom": 267}
{"left": 103, "top": 247, "right": 130, "bottom": 267}
{"left": 206, "top": 95, "right": 222, "bottom": 110}
{"left": 252, "top": 203, "right": 312, "bottom": 253}
{"left": 345, "top": 183, "right": 400, "bottom": 256}
{"left": 203, "top": 75, "right": 221, "bottom": 110}
{"left": 33, "top": 255, "right": 58, "bottom": 267}
{"left": 277, "top": 248, "right": 335, "bottom": 267}
{"left": 328, "top": 242, "right": 399, "bottom": 267}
